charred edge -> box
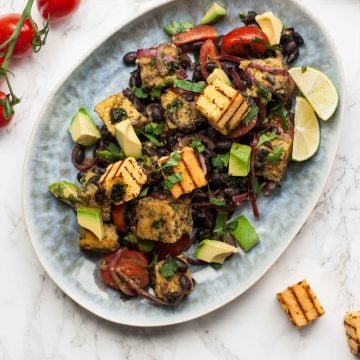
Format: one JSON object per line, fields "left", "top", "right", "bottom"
{"left": 302, "top": 283, "right": 323, "bottom": 316}
{"left": 288, "top": 286, "right": 309, "bottom": 322}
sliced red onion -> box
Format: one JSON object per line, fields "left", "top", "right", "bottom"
{"left": 248, "top": 133, "right": 260, "bottom": 218}
{"left": 136, "top": 48, "right": 157, "bottom": 58}
{"left": 232, "top": 192, "right": 249, "bottom": 205}
{"left": 227, "top": 67, "right": 245, "bottom": 91}
{"left": 248, "top": 61, "right": 287, "bottom": 75}
{"left": 71, "top": 144, "right": 98, "bottom": 171}
{"left": 198, "top": 153, "right": 207, "bottom": 176}
{"left": 217, "top": 54, "right": 245, "bottom": 63}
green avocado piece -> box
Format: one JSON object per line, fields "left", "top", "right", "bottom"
{"left": 228, "top": 215, "right": 260, "bottom": 252}
{"left": 200, "top": 2, "right": 227, "bottom": 25}
{"left": 207, "top": 68, "right": 233, "bottom": 87}
{"left": 76, "top": 207, "right": 104, "bottom": 240}
{"left": 48, "top": 181, "right": 80, "bottom": 206}
{"left": 68, "top": 107, "right": 101, "bottom": 146}
{"left": 228, "top": 143, "right": 251, "bottom": 177}
{"left": 194, "top": 239, "right": 237, "bottom": 264}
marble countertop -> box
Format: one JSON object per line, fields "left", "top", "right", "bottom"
{"left": 0, "top": 0, "right": 359, "bottom": 359}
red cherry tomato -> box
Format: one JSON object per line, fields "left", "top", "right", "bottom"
{"left": 221, "top": 26, "right": 269, "bottom": 56}
{"left": 154, "top": 234, "right": 191, "bottom": 260}
{"left": 0, "top": 14, "right": 35, "bottom": 57}
{"left": 199, "top": 39, "right": 220, "bottom": 79}
{"left": 172, "top": 25, "right": 218, "bottom": 46}
{"left": 0, "top": 91, "right": 13, "bottom": 128}
{"left": 36, "top": 0, "right": 81, "bottom": 21}
{"left": 112, "top": 204, "right": 127, "bottom": 232}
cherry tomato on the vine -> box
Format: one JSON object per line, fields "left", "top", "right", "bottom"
{"left": 0, "top": 91, "right": 13, "bottom": 128}
{"left": 36, "top": 0, "right": 81, "bottom": 21}
{"left": 0, "top": 14, "right": 35, "bottom": 57}
{"left": 221, "top": 26, "right": 269, "bottom": 56}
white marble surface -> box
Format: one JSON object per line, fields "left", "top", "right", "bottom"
{"left": 0, "top": 0, "right": 359, "bottom": 358}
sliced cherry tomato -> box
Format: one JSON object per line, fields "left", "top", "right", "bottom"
{"left": 199, "top": 39, "right": 220, "bottom": 79}
{"left": 112, "top": 204, "right": 127, "bottom": 232}
{"left": 36, "top": 0, "right": 81, "bottom": 21}
{"left": 0, "top": 14, "right": 35, "bottom": 57}
{"left": 154, "top": 234, "right": 191, "bottom": 260}
{"left": 172, "top": 25, "right": 218, "bottom": 46}
{"left": 221, "top": 26, "right": 269, "bottom": 56}
{"left": 117, "top": 249, "right": 148, "bottom": 268}
{"left": 0, "top": 91, "right": 13, "bottom": 128}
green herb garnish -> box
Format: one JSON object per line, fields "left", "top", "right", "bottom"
{"left": 243, "top": 105, "right": 259, "bottom": 125}
{"left": 266, "top": 146, "right": 283, "bottom": 164}
{"left": 213, "top": 212, "right": 228, "bottom": 239}
{"left": 163, "top": 172, "right": 183, "bottom": 190}
{"left": 258, "top": 87, "right": 272, "bottom": 105}
{"left": 173, "top": 79, "right": 205, "bottom": 93}
{"left": 144, "top": 122, "right": 165, "bottom": 136}
{"left": 159, "top": 258, "right": 178, "bottom": 278}
{"left": 252, "top": 37, "right": 280, "bottom": 51}
{"left": 110, "top": 107, "right": 128, "bottom": 124}
{"left": 151, "top": 84, "right": 165, "bottom": 99}
{"left": 162, "top": 151, "right": 181, "bottom": 169}
{"left": 209, "top": 197, "right": 226, "bottom": 206}
{"left": 132, "top": 87, "right": 149, "bottom": 99}
{"left": 110, "top": 183, "right": 125, "bottom": 202}
{"left": 163, "top": 21, "right": 193, "bottom": 36}
{"left": 138, "top": 187, "right": 149, "bottom": 198}
{"left": 96, "top": 143, "right": 125, "bottom": 162}
{"left": 252, "top": 177, "right": 261, "bottom": 195}
{"left": 137, "top": 130, "right": 166, "bottom": 147}
{"left": 166, "top": 98, "right": 184, "bottom": 114}
{"left": 151, "top": 218, "right": 166, "bottom": 229}
{"left": 212, "top": 153, "right": 230, "bottom": 167}
{"left": 138, "top": 240, "right": 155, "bottom": 253}
{"left": 190, "top": 138, "right": 205, "bottom": 153}
{"left": 257, "top": 131, "right": 277, "bottom": 148}
{"left": 149, "top": 254, "right": 159, "bottom": 268}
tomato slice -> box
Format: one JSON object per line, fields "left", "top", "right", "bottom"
{"left": 100, "top": 250, "right": 149, "bottom": 297}
{"left": 154, "top": 234, "right": 191, "bottom": 260}
{"left": 112, "top": 204, "right": 127, "bottom": 232}
{"left": 221, "top": 26, "right": 269, "bottom": 56}
{"left": 172, "top": 25, "right": 218, "bottom": 46}
{"left": 199, "top": 39, "right": 220, "bottom": 79}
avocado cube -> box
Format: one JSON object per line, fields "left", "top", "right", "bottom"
{"left": 228, "top": 215, "right": 259, "bottom": 251}
{"left": 200, "top": 2, "right": 227, "bottom": 25}
{"left": 194, "top": 239, "right": 237, "bottom": 264}
{"left": 76, "top": 207, "right": 104, "bottom": 240}
{"left": 48, "top": 181, "right": 80, "bottom": 206}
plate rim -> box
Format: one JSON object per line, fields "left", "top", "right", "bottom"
{"left": 22, "top": 0, "right": 346, "bottom": 327}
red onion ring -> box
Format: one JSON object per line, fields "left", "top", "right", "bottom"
{"left": 248, "top": 61, "right": 287, "bottom": 75}
{"left": 71, "top": 144, "right": 99, "bottom": 171}
{"left": 136, "top": 48, "right": 156, "bottom": 58}
{"left": 232, "top": 193, "right": 249, "bottom": 205}
{"left": 217, "top": 54, "right": 245, "bottom": 63}
{"left": 198, "top": 153, "right": 207, "bottom": 176}
{"left": 227, "top": 67, "right": 245, "bottom": 91}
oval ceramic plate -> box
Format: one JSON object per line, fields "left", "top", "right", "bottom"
{"left": 23, "top": 0, "right": 344, "bottom": 326}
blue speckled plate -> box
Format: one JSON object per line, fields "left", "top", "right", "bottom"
{"left": 23, "top": 0, "right": 344, "bottom": 327}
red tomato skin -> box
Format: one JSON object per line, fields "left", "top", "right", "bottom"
{"left": 199, "top": 39, "right": 219, "bottom": 79}
{"left": 0, "top": 91, "right": 13, "bottom": 128}
{"left": 221, "top": 26, "right": 269, "bottom": 56}
{"left": 172, "top": 25, "right": 218, "bottom": 46}
{"left": 36, "top": 0, "right": 81, "bottom": 21}
{"left": 0, "top": 14, "right": 35, "bottom": 57}
{"left": 154, "top": 234, "right": 191, "bottom": 260}
{"left": 112, "top": 204, "right": 127, "bottom": 232}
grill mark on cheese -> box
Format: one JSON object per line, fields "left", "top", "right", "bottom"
{"left": 217, "top": 94, "right": 244, "bottom": 128}
{"left": 301, "top": 282, "right": 322, "bottom": 316}
{"left": 288, "top": 286, "right": 309, "bottom": 321}
{"left": 276, "top": 293, "right": 299, "bottom": 327}
{"left": 181, "top": 153, "right": 204, "bottom": 187}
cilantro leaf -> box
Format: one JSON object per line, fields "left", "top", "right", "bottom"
{"left": 137, "top": 130, "right": 166, "bottom": 147}
{"left": 163, "top": 21, "right": 194, "bottom": 36}
{"left": 144, "top": 122, "right": 165, "bottom": 136}
{"left": 132, "top": 87, "right": 149, "bottom": 99}
{"left": 163, "top": 172, "right": 183, "bottom": 190}
{"left": 138, "top": 187, "right": 149, "bottom": 198}
{"left": 258, "top": 87, "right": 272, "bottom": 105}
{"left": 277, "top": 106, "right": 289, "bottom": 132}
{"left": 252, "top": 37, "right": 280, "bottom": 51}
{"left": 95, "top": 143, "right": 125, "bottom": 162}
{"left": 209, "top": 197, "right": 226, "bottom": 206}
{"left": 211, "top": 153, "right": 230, "bottom": 167}
{"left": 243, "top": 105, "right": 259, "bottom": 125}
{"left": 151, "top": 85, "right": 165, "bottom": 99}
{"left": 266, "top": 146, "right": 283, "bottom": 164}
{"left": 257, "top": 131, "right": 277, "bottom": 148}
{"left": 159, "top": 258, "right": 178, "bottom": 278}
{"left": 190, "top": 138, "right": 205, "bottom": 153}
{"left": 162, "top": 151, "right": 181, "bottom": 169}
{"left": 173, "top": 79, "right": 205, "bottom": 93}
{"left": 213, "top": 212, "right": 228, "bottom": 239}
{"left": 149, "top": 254, "right": 158, "bottom": 268}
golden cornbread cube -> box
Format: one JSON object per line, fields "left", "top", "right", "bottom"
{"left": 158, "top": 146, "right": 207, "bottom": 199}
{"left": 99, "top": 157, "right": 147, "bottom": 205}
{"left": 344, "top": 312, "right": 360, "bottom": 355}
{"left": 79, "top": 224, "right": 118, "bottom": 253}
{"left": 276, "top": 280, "right": 325, "bottom": 329}
{"left": 134, "top": 197, "right": 192, "bottom": 243}
{"left": 94, "top": 93, "right": 147, "bottom": 136}
{"left": 195, "top": 79, "right": 249, "bottom": 135}
{"left": 161, "top": 89, "right": 200, "bottom": 130}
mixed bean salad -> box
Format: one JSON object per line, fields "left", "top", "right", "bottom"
{"left": 49, "top": 5, "right": 306, "bottom": 306}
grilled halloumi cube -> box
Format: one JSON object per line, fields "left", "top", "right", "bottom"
{"left": 255, "top": 136, "right": 292, "bottom": 183}
{"left": 134, "top": 197, "right": 192, "bottom": 243}
{"left": 79, "top": 224, "right": 119, "bottom": 253}
{"left": 158, "top": 146, "right": 207, "bottom": 199}
{"left": 99, "top": 157, "right": 147, "bottom": 205}
{"left": 94, "top": 93, "right": 147, "bottom": 136}
{"left": 196, "top": 79, "right": 249, "bottom": 135}
{"left": 161, "top": 89, "right": 199, "bottom": 130}
{"left": 276, "top": 280, "right": 325, "bottom": 329}
{"left": 344, "top": 312, "right": 360, "bottom": 355}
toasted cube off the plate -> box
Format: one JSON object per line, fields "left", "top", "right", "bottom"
{"left": 344, "top": 312, "right": 360, "bottom": 355}
{"left": 99, "top": 157, "right": 147, "bottom": 205}
{"left": 94, "top": 93, "right": 147, "bottom": 136}
{"left": 161, "top": 89, "right": 200, "bottom": 130}
{"left": 79, "top": 224, "right": 118, "bottom": 253}
{"left": 276, "top": 280, "right": 325, "bottom": 329}
{"left": 195, "top": 79, "right": 249, "bottom": 135}
{"left": 158, "top": 146, "right": 207, "bottom": 199}
{"left": 134, "top": 196, "right": 192, "bottom": 243}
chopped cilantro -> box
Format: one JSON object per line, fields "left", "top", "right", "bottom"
{"left": 190, "top": 138, "right": 205, "bottom": 153}
{"left": 144, "top": 122, "right": 165, "bottom": 136}
{"left": 132, "top": 87, "right": 149, "bottom": 99}
{"left": 159, "top": 258, "right": 178, "bottom": 278}
{"left": 173, "top": 79, "right": 205, "bottom": 93}
{"left": 211, "top": 153, "right": 230, "bottom": 167}
{"left": 110, "top": 107, "right": 128, "bottom": 123}
{"left": 96, "top": 143, "right": 125, "bottom": 162}
{"left": 301, "top": 65, "right": 308, "bottom": 73}
{"left": 163, "top": 172, "right": 183, "bottom": 190}
{"left": 213, "top": 212, "right": 228, "bottom": 239}
{"left": 163, "top": 21, "right": 193, "bottom": 36}
{"left": 258, "top": 87, "right": 272, "bottom": 105}
{"left": 138, "top": 240, "right": 155, "bottom": 253}
{"left": 209, "top": 197, "right": 226, "bottom": 206}
{"left": 166, "top": 98, "right": 183, "bottom": 114}
{"left": 149, "top": 254, "right": 159, "bottom": 268}
{"left": 243, "top": 105, "right": 259, "bottom": 125}
{"left": 277, "top": 107, "right": 289, "bottom": 132}
{"left": 110, "top": 183, "right": 125, "bottom": 202}
{"left": 151, "top": 218, "right": 166, "bottom": 229}
{"left": 267, "top": 146, "right": 283, "bottom": 164}
{"left": 137, "top": 130, "right": 166, "bottom": 147}
{"left": 257, "top": 131, "right": 277, "bottom": 148}
{"left": 252, "top": 37, "right": 280, "bottom": 51}
{"left": 162, "top": 151, "right": 181, "bottom": 169}
{"left": 151, "top": 85, "right": 165, "bottom": 99}
{"left": 138, "top": 187, "right": 149, "bottom": 198}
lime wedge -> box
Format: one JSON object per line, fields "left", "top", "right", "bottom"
{"left": 292, "top": 96, "right": 320, "bottom": 161}
{"left": 289, "top": 67, "right": 338, "bottom": 121}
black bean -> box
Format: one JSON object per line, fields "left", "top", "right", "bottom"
{"left": 192, "top": 190, "right": 208, "bottom": 202}
{"left": 224, "top": 187, "right": 240, "bottom": 199}
{"left": 182, "top": 123, "right": 196, "bottom": 133}
{"left": 122, "top": 88, "right": 133, "bottom": 99}
{"left": 129, "top": 70, "right": 141, "bottom": 88}
{"left": 95, "top": 189, "right": 105, "bottom": 203}
{"left": 123, "top": 51, "right": 137, "bottom": 66}
{"left": 215, "top": 35, "right": 224, "bottom": 51}
{"left": 215, "top": 139, "right": 232, "bottom": 152}
{"left": 74, "top": 146, "right": 85, "bottom": 164}
{"left": 286, "top": 48, "right": 299, "bottom": 64}
{"left": 285, "top": 98, "right": 292, "bottom": 111}
{"left": 179, "top": 274, "right": 192, "bottom": 291}
{"left": 100, "top": 125, "right": 115, "bottom": 142}
{"left": 87, "top": 175, "right": 100, "bottom": 185}
{"left": 192, "top": 64, "right": 204, "bottom": 82}
{"left": 293, "top": 32, "right": 304, "bottom": 46}
{"left": 167, "top": 292, "right": 182, "bottom": 304}
{"left": 284, "top": 41, "right": 297, "bottom": 56}
{"left": 210, "top": 172, "right": 222, "bottom": 187}
{"left": 205, "top": 61, "right": 216, "bottom": 74}
{"left": 149, "top": 103, "right": 164, "bottom": 122}
{"left": 280, "top": 28, "right": 294, "bottom": 43}
{"left": 264, "top": 49, "right": 276, "bottom": 58}
{"left": 182, "top": 92, "right": 195, "bottom": 102}
{"left": 143, "top": 143, "right": 156, "bottom": 156}
{"left": 191, "top": 41, "right": 204, "bottom": 52}
{"left": 254, "top": 161, "right": 263, "bottom": 171}
{"left": 167, "top": 136, "right": 176, "bottom": 148}
{"left": 206, "top": 127, "right": 220, "bottom": 140}
{"left": 156, "top": 148, "right": 169, "bottom": 157}
{"left": 131, "top": 97, "right": 145, "bottom": 113}
{"left": 241, "top": 11, "right": 258, "bottom": 25}
{"left": 198, "top": 228, "right": 212, "bottom": 240}
{"left": 174, "top": 258, "right": 188, "bottom": 273}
